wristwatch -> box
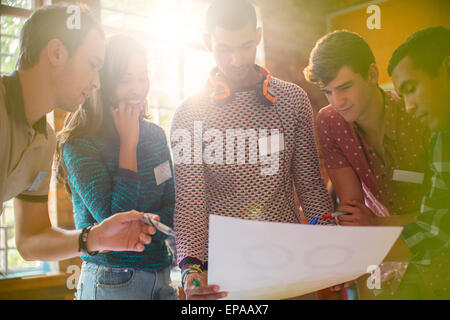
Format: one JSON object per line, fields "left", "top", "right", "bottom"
{"left": 78, "top": 225, "right": 99, "bottom": 256}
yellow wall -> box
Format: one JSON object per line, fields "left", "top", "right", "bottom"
{"left": 328, "top": 0, "right": 450, "bottom": 85}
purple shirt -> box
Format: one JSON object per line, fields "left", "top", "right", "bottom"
{"left": 316, "top": 90, "right": 431, "bottom": 217}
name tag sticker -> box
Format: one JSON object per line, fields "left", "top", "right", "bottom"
{"left": 28, "top": 171, "right": 48, "bottom": 191}
{"left": 392, "top": 169, "right": 424, "bottom": 184}
{"left": 258, "top": 133, "right": 285, "bottom": 156}
{"left": 154, "top": 161, "right": 172, "bottom": 186}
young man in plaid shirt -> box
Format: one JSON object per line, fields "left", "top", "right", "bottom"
{"left": 388, "top": 26, "right": 450, "bottom": 299}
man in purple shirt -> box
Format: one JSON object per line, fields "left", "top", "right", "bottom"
{"left": 304, "top": 30, "right": 431, "bottom": 299}
{"left": 304, "top": 30, "right": 430, "bottom": 227}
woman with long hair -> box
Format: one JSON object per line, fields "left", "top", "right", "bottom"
{"left": 55, "top": 35, "right": 177, "bottom": 300}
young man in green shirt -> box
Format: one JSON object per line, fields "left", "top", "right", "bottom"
{"left": 388, "top": 26, "right": 450, "bottom": 299}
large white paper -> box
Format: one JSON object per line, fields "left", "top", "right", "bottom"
{"left": 207, "top": 215, "right": 403, "bottom": 300}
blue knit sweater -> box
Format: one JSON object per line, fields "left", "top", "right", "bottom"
{"left": 63, "top": 120, "right": 175, "bottom": 270}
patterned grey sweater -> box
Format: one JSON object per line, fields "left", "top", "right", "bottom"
{"left": 171, "top": 76, "right": 334, "bottom": 269}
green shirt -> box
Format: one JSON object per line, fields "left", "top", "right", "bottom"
{"left": 0, "top": 72, "right": 55, "bottom": 205}
{"left": 402, "top": 129, "right": 450, "bottom": 265}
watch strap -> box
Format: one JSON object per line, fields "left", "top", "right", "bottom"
{"left": 78, "top": 225, "right": 99, "bottom": 256}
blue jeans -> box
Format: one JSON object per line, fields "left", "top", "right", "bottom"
{"left": 76, "top": 262, "right": 178, "bottom": 300}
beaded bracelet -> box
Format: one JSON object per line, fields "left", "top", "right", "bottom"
{"left": 181, "top": 264, "right": 203, "bottom": 288}
{"left": 181, "top": 265, "right": 203, "bottom": 281}
{"left": 182, "top": 264, "right": 203, "bottom": 274}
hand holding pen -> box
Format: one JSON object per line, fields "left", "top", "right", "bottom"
{"left": 309, "top": 201, "right": 377, "bottom": 226}
{"left": 309, "top": 211, "right": 351, "bottom": 225}
{"left": 183, "top": 272, "right": 228, "bottom": 300}
{"left": 140, "top": 213, "right": 176, "bottom": 237}
{"left": 337, "top": 200, "right": 377, "bottom": 226}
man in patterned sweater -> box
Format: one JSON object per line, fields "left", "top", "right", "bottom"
{"left": 171, "top": 0, "right": 334, "bottom": 300}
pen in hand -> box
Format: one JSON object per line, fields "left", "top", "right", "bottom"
{"left": 309, "top": 211, "right": 352, "bottom": 224}
{"left": 321, "top": 211, "right": 351, "bottom": 220}
{"left": 140, "top": 214, "right": 176, "bottom": 237}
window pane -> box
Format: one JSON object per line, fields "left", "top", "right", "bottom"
{"left": 148, "top": 46, "right": 180, "bottom": 102}
{"left": 0, "top": 249, "right": 5, "bottom": 275}
{"left": 101, "top": 0, "right": 150, "bottom": 16}
{"left": 1, "top": 15, "right": 25, "bottom": 74}
{"left": 0, "top": 229, "right": 5, "bottom": 250}
{"left": 184, "top": 47, "right": 215, "bottom": 95}
{"left": 0, "top": 200, "right": 13, "bottom": 276}
{"left": 101, "top": 8, "right": 123, "bottom": 28}
{"left": 1, "top": 55, "right": 16, "bottom": 74}
{"left": 7, "top": 249, "right": 40, "bottom": 271}
{"left": 2, "top": 200, "right": 15, "bottom": 227}
{"left": 156, "top": 107, "right": 176, "bottom": 139}
{"left": 1, "top": 0, "right": 33, "bottom": 10}
{"left": 1, "top": 36, "right": 20, "bottom": 56}
{"left": 6, "top": 226, "right": 15, "bottom": 248}
{"left": 122, "top": 12, "right": 148, "bottom": 31}
{"left": 100, "top": 0, "right": 120, "bottom": 10}
{"left": 122, "top": 0, "right": 149, "bottom": 16}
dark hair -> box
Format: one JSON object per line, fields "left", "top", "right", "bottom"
{"left": 388, "top": 26, "right": 450, "bottom": 77}
{"left": 17, "top": 3, "right": 104, "bottom": 70}
{"left": 304, "top": 30, "right": 376, "bottom": 86}
{"left": 206, "top": 0, "right": 257, "bottom": 34}
{"left": 55, "top": 35, "right": 151, "bottom": 194}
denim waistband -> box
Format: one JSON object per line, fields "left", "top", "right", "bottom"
{"left": 81, "top": 261, "right": 170, "bottom": 274}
